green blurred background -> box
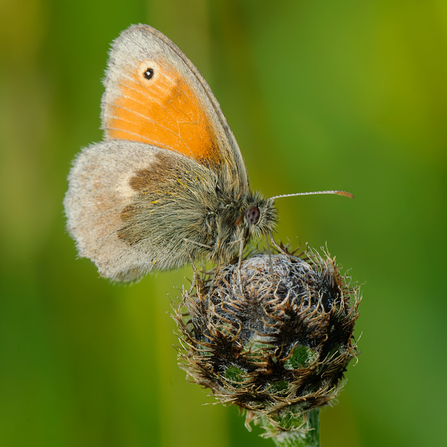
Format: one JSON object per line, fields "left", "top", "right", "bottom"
{"left": 1, "top": 0, "right": 446, "bottom": 446}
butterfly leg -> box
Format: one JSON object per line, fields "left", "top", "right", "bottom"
{"left": 184, "top": 250, "right": 198, "bottom": 294}
{"left": 269, "top": 235, "right": 288, "bottom": 256}
{"left": 184, "top": 238, "right": 213, "bottom": 250}
{"left": 237, "top": 237, "right": 245, "bottom": 270}
{"left": 226, "top": 236, "right": 245, "bottom": 268}
{"left": 265, "top": 234, "right": 274, "bottom": 277}
{"left": 236, "top": 237, "right": 246, "bottom": 288}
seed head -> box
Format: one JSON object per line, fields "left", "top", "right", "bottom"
{"left": 174, "top": 249, "right": 360, "bottom": 434}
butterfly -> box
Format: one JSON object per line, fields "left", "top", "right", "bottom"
{"left": 64, "top": 24, "right": 351, "bottom": 282}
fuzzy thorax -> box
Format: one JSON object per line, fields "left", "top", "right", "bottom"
{"left": 209, "top": 191, "right": 277, "bottom": 263}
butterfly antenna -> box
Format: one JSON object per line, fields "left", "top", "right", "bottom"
{"left": 271, "top": 190, "right": 354, "bottom": 200}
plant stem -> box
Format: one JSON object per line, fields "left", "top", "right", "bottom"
{"left": 263, "top": 409, "right": 321, "bottom": 447}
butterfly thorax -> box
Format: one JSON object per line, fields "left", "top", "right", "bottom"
{"left": 209, "top": 186, "right": 278, "bottom": 263}
{"left": 116, "top": 150, "right": 277, "bottom": 270}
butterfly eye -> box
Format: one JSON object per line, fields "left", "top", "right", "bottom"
{"left": 143, "top": 68, "right": 154, "bottom": 79}
{"left": 246, "top": 206, "right": 260, "bottom": 225}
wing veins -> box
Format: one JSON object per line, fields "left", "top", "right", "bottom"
{"left": 108, "top": 103, "right": 182, "bottom": 137}
{"left": 114, "top": 80, "right": 181, "bottom": 130}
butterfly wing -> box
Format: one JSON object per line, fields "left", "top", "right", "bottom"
{"left": 64, "top": 140, "right": 220, "bottom": 282}
{"left": 101, "top": 24, "right": 249, "bottom": 191}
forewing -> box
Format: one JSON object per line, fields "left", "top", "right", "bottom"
{"left": 64, "top": 140, "right": 216, "bottom": 281}
{"left": 101, "top": 24, "right": 249, "bottom": 190}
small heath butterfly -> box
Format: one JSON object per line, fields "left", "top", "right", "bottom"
{"left": 64, "top": 25, "right": 352, "bottom": 281}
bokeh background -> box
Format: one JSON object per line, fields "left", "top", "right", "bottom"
{"left": 1, "top": 1, "right": 446, "bottom": 446}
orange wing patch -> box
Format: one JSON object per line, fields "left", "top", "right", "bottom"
{"left": 104, "top": 59, "right": 220, "bottom": 165}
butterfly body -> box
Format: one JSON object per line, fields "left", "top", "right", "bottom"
{"left": 113, "top": 146, "right": 276, "bottom": 279}
{"left": 64, "top": 25, "right": 278, "bottom": 281}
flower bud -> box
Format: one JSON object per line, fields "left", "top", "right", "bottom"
{"left": 175, "top": 249, "right": 360, "bottom": 436}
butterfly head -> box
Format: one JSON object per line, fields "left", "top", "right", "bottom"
{"left": 239, "top": 192, "right": 277, "bottom": 240}
{"left": 210, "top": 187, "right": 277, "bottom": 263}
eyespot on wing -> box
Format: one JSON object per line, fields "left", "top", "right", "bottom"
{"left": 101, "top": 24, "right": 248, "bottom": 187}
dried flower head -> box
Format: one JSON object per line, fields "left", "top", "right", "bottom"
{"left": 174, "top": 248, "right": 360, "bottom": 435}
